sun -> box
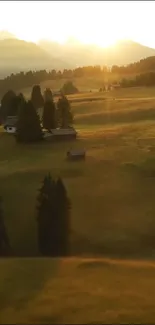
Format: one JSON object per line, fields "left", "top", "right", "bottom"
{"left": 75, "top": 32, "right": 118, "bottom": 48}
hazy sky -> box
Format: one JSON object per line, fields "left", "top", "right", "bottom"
{"left": 0, "top": 1, "right": 155, "bottom": 48}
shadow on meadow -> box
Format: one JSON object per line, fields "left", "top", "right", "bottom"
{"left": 0, "top": 258, "right": 59, "bottom": 313}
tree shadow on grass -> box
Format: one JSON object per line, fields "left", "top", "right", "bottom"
{"left": 0, "top": 258, "right": 59, "bottom": 314}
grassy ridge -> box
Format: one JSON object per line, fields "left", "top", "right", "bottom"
{"left": 1, "top": 257, "right": 155, "bottom": 324}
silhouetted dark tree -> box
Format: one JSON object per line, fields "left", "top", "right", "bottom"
{"left": 31, "top": 85, "right": 44, "bottom": 110}
{"left": 42, "top": 95, "right": 56, "bottom": 131}
{"left": 36, "top": 174, "right": 71, "bottom": 256}
{"left": 44, "top": 88, "right": 53, "bottom": 102}
{"left": 55, "top": 177, "right": 71, "bottom": 256}
{"left": 57, "top": 95, "right": 73, "bottom": 128}
{"left": 8, "top": 92, "right": 25, "bottom": 116}
{"left": 0, "top": 197, "right": 11, "bottom": 256}
{"left": 0, "top": 90, "right": 16, "bottom": 122}
{"left": 61, "top": 81, "right": 79, "bottom": 95}
{"left": 16, "top": 100, "right": 43, "bottom": 143}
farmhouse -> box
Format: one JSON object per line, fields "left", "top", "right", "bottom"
{"left": 4, "top": 116, "right": 18, "bottom": 133}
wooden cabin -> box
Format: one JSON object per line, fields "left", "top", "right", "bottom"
{"left": 67, "top": 149, "right": 86, "bottom": 161}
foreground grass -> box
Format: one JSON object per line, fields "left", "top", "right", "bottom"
{"left": 1, "top": 257, "right": 155, "bottom": 324}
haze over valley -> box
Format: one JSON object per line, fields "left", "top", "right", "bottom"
{"left": 1, "top": 29, "right": 155, "bottom": 77}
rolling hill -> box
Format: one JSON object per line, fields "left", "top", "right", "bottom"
{"left": 0, "top": 38, "right": 69, "bottom": 78}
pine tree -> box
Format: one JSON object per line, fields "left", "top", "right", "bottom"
{"left": 31, "top": 85, "right": 44, "bottom": 110}
{"left": 61, "top": 81, "right": 79, "bottom": 95}
{"left": 42, "top": 97, "right": 56, "bottom": 131}
{"left": 44, "top": 88, "right": 53, "bottom": 102}
{"left": 57, "top": 95, "right": 73, "bottom": 128}
{"left": 55, "top": 177, "right": 71, "bottom": 256}
{"left": 16, "top": 100, "right": 43, "bottom": 143}
{"left": 36, "top": 174, "right": 71, "bottom": 257}
{"left": 0, "top": 197, "right": 11, "bottom": 256}
{"left": 0, "top": 90, "right": 16, "bottom": 122}
{"left": 8, "top": 93, "right": 25, "bottom": 116}
{"left": 36, "top": 174, "right": 57, "bottom": 256}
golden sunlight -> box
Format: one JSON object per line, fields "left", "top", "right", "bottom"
{"left": 0, "top": 1, "right": 155, "bottom": 49}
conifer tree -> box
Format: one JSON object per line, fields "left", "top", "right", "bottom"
{"left": 57, "top": 95, "right": 73, "bottom": 128}
{"left": 31, "top": 85, "right": 44, "bottom": 110}
{"left": 55, "top": 177, "right": 71, "bottom": 256}
{"left": 0, "top": 90, "right": 16, "bottom": 121}
{"left": 16, "top": 100, "right": 43, "bottom": 143}
{"left": 0, "top": 197, "right": 11, "bottom": 256}
{"left": 36, "top": 174, "right": 71, "bottom": 256}
{"left": 42, "top": 95, "right": 56, "bottom": 131}
{"left": 44, "top": 88, "right": 53, "bottom": 102}
{"left": 36, "top": 174, "right": 56, "bottom": 256}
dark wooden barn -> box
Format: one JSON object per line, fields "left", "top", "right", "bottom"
{"left": 67, "top": 149, "right": 86, "bottom": 161}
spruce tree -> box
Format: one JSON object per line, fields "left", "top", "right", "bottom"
{"left": 44, "top": 88, "right": 53, "bottom": 102}
{"left": 16, "top": 100, "right": 43, "bottom": 143}
{"left": 61, "top": 81, "right": 79, "bottom": 95}
{"left": 57, "top": 95, "right": 73, "bottom": 128}
{"left": 0, "top": 90, "right": 16, "bottom": 122}
{"left": 36, "top": 174, "right": 71, "bottom": 257}
{"left": 36, "top": 174, "right": 56, "bottom": 256}
{"left": 8, "top": 93, "right": 25, "bottom": 116}
{"left": 31, "top": 85, "right": 44, "bottom": 110}
{"left": 42, "top": 98, "right": 56, "bottom": 131}
{"left": 0, "top": 197, "right": 11, "bottom": 256}
{"left": 55, "top": 177, "right": 71, "bottom": 256}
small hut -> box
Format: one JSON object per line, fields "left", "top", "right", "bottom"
{"left": 67, "top": 149, "right": 86, "bottom": 161}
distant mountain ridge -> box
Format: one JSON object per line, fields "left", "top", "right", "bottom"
{"left": 0, "top": 37, "right": 70, "bottom": 78}
{"left": 39, "top": 39, "right": 155, "bottom": 68}
{"left": 1, "top": 30, "right": 155, "bottom": 78}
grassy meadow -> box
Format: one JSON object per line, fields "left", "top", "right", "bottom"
{"left": 1, "top": 86, "right": 155, "bottom": 257}
{"left": 1, "top": 258, "right": 155, "bottom": 324}
{"left": 1, "top": 85, "right": 155, "bottom": 323}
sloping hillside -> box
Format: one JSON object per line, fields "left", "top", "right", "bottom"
{"left": 0, "top": 38, "right": 68, "bottom": 77}
{"left": 1, "top": 258, "right": 155, "bottom": 324}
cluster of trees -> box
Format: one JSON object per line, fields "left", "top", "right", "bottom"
{"left": 0, "top": 85, "right": 74, "bottom": 142}
{"left": 111, "top": 57, "right": 155, "bottom": 75}
{"left": 1, "top": 56, "right": 155, "bottom": 95}
{"left": 120, "top": 72, "right": 155, "bottom": 88}
{"left": 0, "top": 66, "right": 106, "bottom": 95}
{"left": 0, "top": 174, "right": 71, "bottom": 257}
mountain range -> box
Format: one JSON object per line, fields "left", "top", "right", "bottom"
{"left": 1, "top": 31, "right": 155, "bottom": 77}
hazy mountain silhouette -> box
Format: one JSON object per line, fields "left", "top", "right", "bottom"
{"left": 0, "top": 30, "right": 16, "bottom": 40}
{"left": 1, "top": 31, "right": 155, "bottom": 78}
{"left": 39, "top": 39, "right": 155, "bottom": 67}
{"left": 0, "top": 38, "right": 69, "bottom": 78}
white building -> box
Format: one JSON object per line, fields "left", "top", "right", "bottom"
{"left": 4, "top": 116, "right": 18, "bottom": 134}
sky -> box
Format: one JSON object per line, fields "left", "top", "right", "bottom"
{"left": 0, "top": 1, "right": 155, "bottom": 48}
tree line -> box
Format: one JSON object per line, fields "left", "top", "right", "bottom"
{"left": 120, "top": 71, "right": 155, "bottom": 88}
{"left": 0, "top": 85, "right": 74, "bottom": 142}
{"left": 1, "top": 55, "right": 155, "bottom": 95}
{"left": 0, "top": 173, "right": 71, "bottom": 257}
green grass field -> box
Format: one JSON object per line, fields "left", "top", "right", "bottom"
{"left": 1, "top": 86, "right": 155, "bottom": 323}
